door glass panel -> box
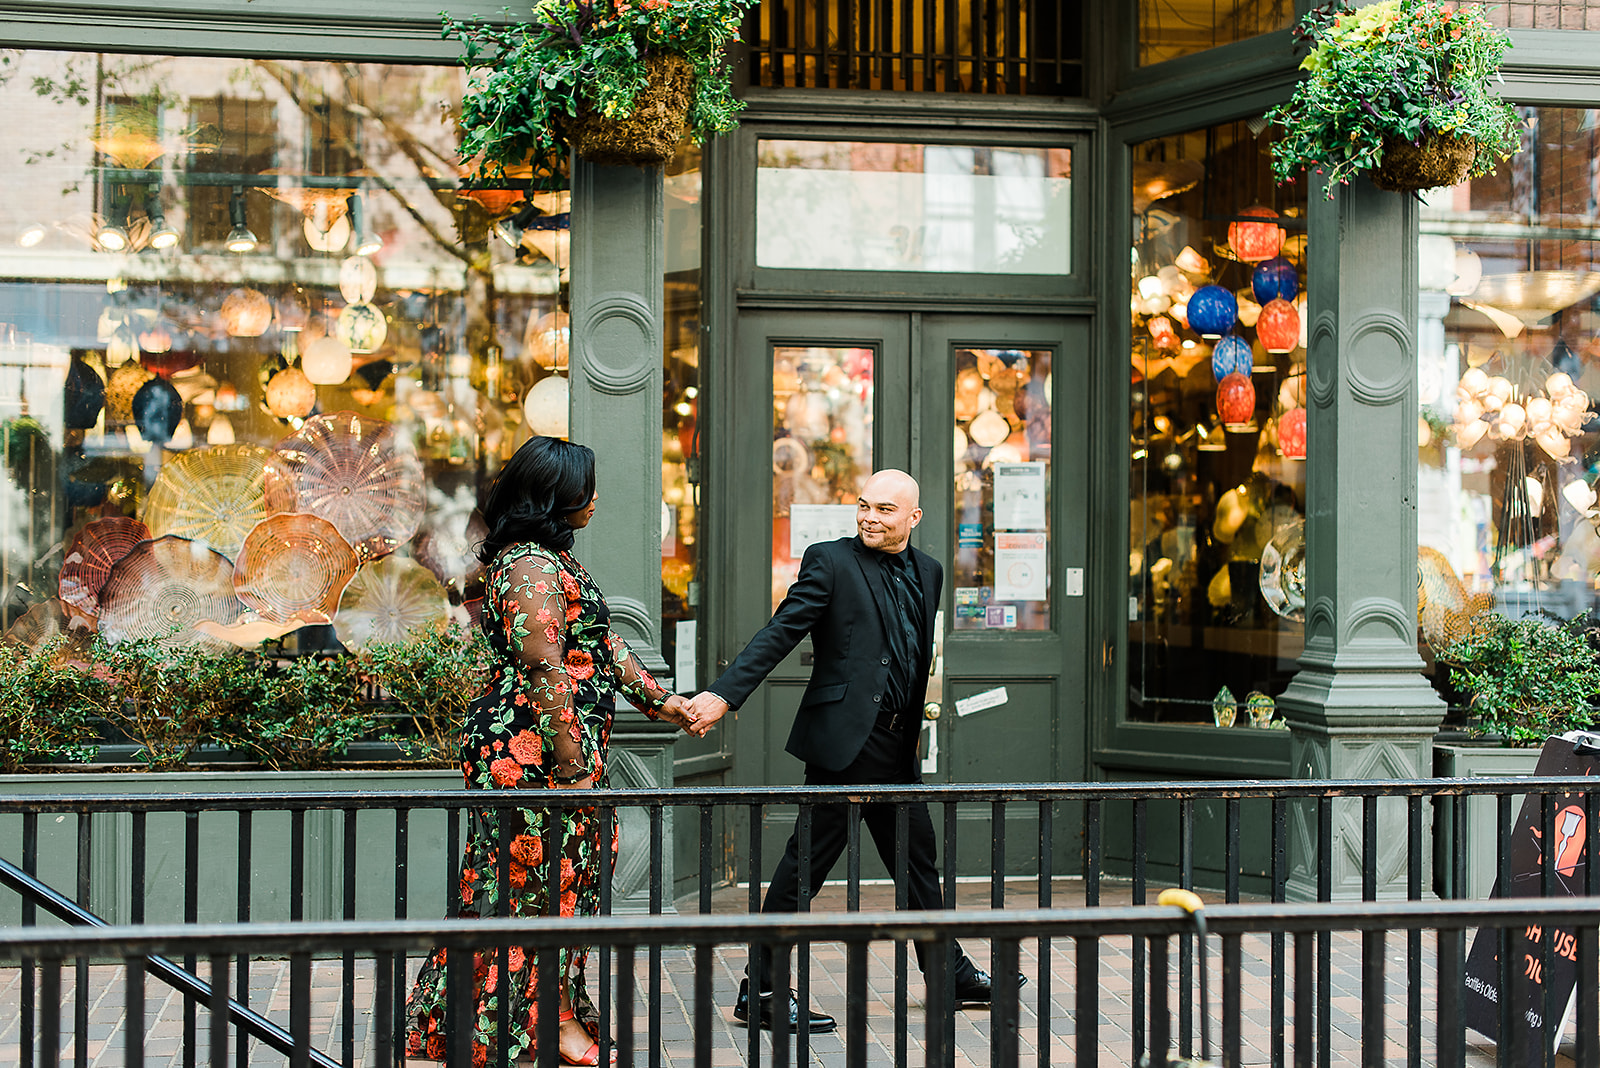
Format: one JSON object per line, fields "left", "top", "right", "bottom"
{"left": 951, "top": 347, "right": 1053, "bottom": 631}
{"left": 756, "top": 141, "right": 1073, "bottom": 275}
{"left": 771, "top": 345, "right": 875, "bottom": 612}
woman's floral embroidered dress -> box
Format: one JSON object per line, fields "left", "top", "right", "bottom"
{"left": 403, "top": 542, "right": 671, "bottom": 1063}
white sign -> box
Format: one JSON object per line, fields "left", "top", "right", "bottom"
{"left": 993, "top": 462, "right": 1047, "bottom": 530}
{"left": 955, "top": 685, "right": 1009, "bottom": 717}
{"left": 1066, "top": 567, "right": 1084, "bottom": 597}
{"left": 674, "top": 620, "right": 697, "bottom": 693}
{"left": 921, "top": 722, "right": 938, "bottom": 775}
{"left": 789, "top": 504, "right": 859, "bottom": 558}
{"left": 994, "top": 532, "right": 1048, "bottom": 601}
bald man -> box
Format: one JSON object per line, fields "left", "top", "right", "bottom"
{"left": 688, "top": 469, "right": 1013, "bottom": 1032}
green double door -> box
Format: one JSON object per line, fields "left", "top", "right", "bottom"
{"left": 714, "top": 310, "right": 1090, "bottom": 878}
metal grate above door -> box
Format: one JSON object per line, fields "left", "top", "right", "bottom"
{"left": 746, "top": 0, "right": 1084, "bottom": 96}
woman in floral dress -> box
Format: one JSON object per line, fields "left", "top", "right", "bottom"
{"left": 404, "top": 436, "right": 694, "bottom": 1065}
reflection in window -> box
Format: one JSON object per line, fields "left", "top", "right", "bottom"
{"left": 951, "top": 348, "right": 1053, "bottom": 631}
{"left": 662, "top": 147, "right": 702, "bottom": 688}
{"left": 1139, "top": 0, "right": 1295, "bottom": 66}
{"left": 1466, "top": 0, "right": 1600, "bottom": 29}
{"left": 1417, "top": 106, "right": 1600, "bottom": 718}
{"left": 0, "top": 51, "right": 571, "bottom": 651}
{"left": 748, "top": 0, "right": 1083, "bottom": 95}
{"left": 756, "top": 141, "right": 1073, "bottom": 274}
{"left": 770, "top": 346, "right": 874, "bottom": 612}
{"left": 1127, "top": 120, "right": 1309, "bottom": 726}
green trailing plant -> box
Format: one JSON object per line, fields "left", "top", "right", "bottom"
{"left": 0, "top": 636, "right": 111, "bottom": 771}
{"left": 363, "top": 624, "right": 494, "bottom": 766}
{"left": 1265, "top": 0, "right": 1521, "bottom": 193}
{"left": 1439, "top": 612, "right": 1600, "bottom": 746}
{"left": 442, "top": 0, "right": 752, "bottom": 183}
{"left": 214, "top": 654, "right": 374, "bottom": 772}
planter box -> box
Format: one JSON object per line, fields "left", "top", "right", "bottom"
{"left": 1433, "top": 741, "right": 1543, "bottom": 901}
{"left": 0, "top": 724, "right": 678, "bottom": 927}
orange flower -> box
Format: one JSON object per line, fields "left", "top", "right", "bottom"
{"left": 508, "top": 863, "right": 527, "bottom": 888}
{"left": 560, "top": 856, "right": 577, "bottom": 889}
{"left": 509, "top": 946, "right": 526, "bottom": 973}
{"left": 490, "top": 757, "right": 524, "bottom": 786}
{"left": 560, "top": 887, "right": 578, "bottom": 916}
{"left": 425, "top": 1035, "right": 446, "bottom": 1060}
{"left": 509, "top": 729, "right": 542, "bottom": 765}
{"left": 472, "top": 1040, "right": 488, "bottom": 1068}
{"left": 565, "top": 650, "right": 596, "bottom": 680}
{"left": 510, "top": 833, "right": 544, "bottom": 867}
{"left": 405, "top": 1032, "right": 423, "bottom": 1056}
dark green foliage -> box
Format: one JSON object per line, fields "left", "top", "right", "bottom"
{"left": 213, "top": 654, "right": 374, "bottom": 771}
{"left": 363, "top": 624, "right": 494, "bottom": 766}
{"left": 1266, "top": 0, "right": 1520, "bottom": 192}
{"left": 443, "top": 0, "right": 752, "bottom": 183}
{"left": 1439, "top": 612, "right": 1600, "bottom": 746}
{"left": 0, "top": 636, "right": 110, "bottom": 771}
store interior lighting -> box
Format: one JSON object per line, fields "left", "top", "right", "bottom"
{"left": 347, "top": 192, "right": 382, "bottom": 257}
{"left": 15, "top": 223, "right": 45, "bottom": 248}
{"left": 96, "top": 189, "right": 130, "bottom": 252}
{"left": 225, "top": 186, "right": 258, "bottom": 253}
{"left": 146, "top": 184, "right": 179, "bottom": 250}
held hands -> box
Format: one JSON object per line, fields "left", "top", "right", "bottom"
{"left": 659, "top": 693, "right": 698, "bottom": 732}
{"left": 683, "top": 692, "right": 729, "bottom": 737}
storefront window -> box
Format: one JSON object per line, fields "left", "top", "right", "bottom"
{"left": 1416, "top": 106, "right": 1600, "bottom": 713}
{"left": 951, "top": 347, "right": 1053, "bottom": 631}
{"left": 0, "top": 51, "right": 569, "bottom": 650}
{"left": 1139, "top": 0, "right": 1295, "bottom": 66}
{"left": 1127, "top": 120, "right": 1309, "bottom": 725}
{"left": 769, "top": 345, "right": 874, "bottom": 613}
{"left": 662, "top": 147, "right": 702, "bottom": 689}
{"left": 756, "top": 141, "right": 1073, "bottom": 274}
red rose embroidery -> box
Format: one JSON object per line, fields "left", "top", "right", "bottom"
{"left": 490, "top": 757, "right": 523, "bottom": 786}
{"left": 472, "top": 1040, "right": 488, "bottom": 1068}
{"left": 509, "top": 946, "right": 526, "bottom": 973}
{"left": 510, "top": 833, "right": 544, "bottom": 868}
{"left": 508, "top": 729, "right": 542, "bottom": 765}
{"left": 425, "top": 1035, "right": 446, "bottom": 1060}
{"left": 565, "top": 650, "right": 596, "bottom": 680}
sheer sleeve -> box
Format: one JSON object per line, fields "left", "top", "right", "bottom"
{"left": 606, "top": 632, "right": 672, "bottom": 719}
{"left": 497, "top": 550, "right": 588, "bottom": 783}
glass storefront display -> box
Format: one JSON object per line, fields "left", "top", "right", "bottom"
{"left": 1416, "top": 106, "right": 1600, "bottom": 712}
{"left": 951, "top": 347, "right": 1053, "bottom": 631}
{"left": 769, "top": 344, "right": 874, "bottom": 613}
{"left": 756, "top": 141, "right": 1073, "bottom": 274}
{"left": 0, "top": 50, "right": 572, "bottom": 649}
{"left": 1127, "top": 119, "right": 1309, "bottom": 725}
{"left": 1138, "top": 0, "right": 1296, "bottom": 67}
{"left": 662, "top": 147, "right": 703, "bottom": 687}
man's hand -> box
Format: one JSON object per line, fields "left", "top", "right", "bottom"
{"left": 684, "top": 692, "right": 729, "bottom": 737}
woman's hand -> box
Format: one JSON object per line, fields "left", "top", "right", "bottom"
{"left": 659, "top": 693, "right": 700, "bottom": 733}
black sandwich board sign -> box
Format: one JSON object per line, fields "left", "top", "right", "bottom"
{"left": 1462, "top": 731, "right": 1600, "bottom": 1063}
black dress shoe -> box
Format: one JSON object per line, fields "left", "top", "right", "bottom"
{"left": 952, "top": 967, "right": 1029, "bottom": 1007}
{"left": 732, "top": 979, "right": 838, "bottom": 1033}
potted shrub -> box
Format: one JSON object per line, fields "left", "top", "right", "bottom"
{"left": 362, "top": 624, "right": 493, "bottom": 766}
{"left": 1266, "top": 0, "right": 1521, "bottom": 194}
{"left": 443, "top": 0, "right": 753, "bottom": 181}
{"left": 1432, "top": 611, "right": 1600, "bottom": 898}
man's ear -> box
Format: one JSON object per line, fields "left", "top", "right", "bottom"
{"left": 909, "top": 507, "right": 923, "bottom": 528}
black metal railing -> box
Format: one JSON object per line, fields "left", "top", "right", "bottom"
{"left": 2, "top": 776, "right": 1598, "bottom": 1067}
{"left": 1, "top": 900, "right": 1599, "bottom": 1068}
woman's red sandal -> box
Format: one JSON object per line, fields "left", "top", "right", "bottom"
{"left": 556, "top": 1008, "right": 615, "bottom": 1066}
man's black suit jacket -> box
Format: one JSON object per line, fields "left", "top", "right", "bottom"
{"left": 708, "top": 535, "right": 942, "bottom": 773}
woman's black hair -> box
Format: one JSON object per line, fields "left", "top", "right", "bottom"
{"left": 477, "top": 436, "right": 596, "bottom": 563}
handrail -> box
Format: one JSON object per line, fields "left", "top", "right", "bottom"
{"left": 0, "top": 855, "right": 342, "bottom": 1068}
{"left": 0, "top": 775, "right": 1588, "bottom": 813}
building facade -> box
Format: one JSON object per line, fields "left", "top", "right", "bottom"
{"left": 2, "top": 1, "right": 1600, "bottom": 889}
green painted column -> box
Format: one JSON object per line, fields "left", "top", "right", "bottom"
{"left": 1280, "top": 175, "right": 1447, "bottom": 901}
{"left": 569, "top": 158, "right": 679, "bottom": 912}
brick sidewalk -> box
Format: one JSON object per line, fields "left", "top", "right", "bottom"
{"left": 0, "top": 878, "right": 1574, "bottom": 1067}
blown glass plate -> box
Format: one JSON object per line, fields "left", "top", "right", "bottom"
{"left": 142, "top": 444, "right": 272, "bottom": 560}
{"left": 334, "top": 555, "right": 448, "bottom": 651}
{"left": 233, "top": 512, "right": 360, "bottom": 624}
{"left": 58, "top": 516, "right": 151, "bottom": 629}
{"left": 264, "top": 411, "right": 425, "bottom": 561}
{"left": 98, "top": 535, "right": 246, "bottom": 647}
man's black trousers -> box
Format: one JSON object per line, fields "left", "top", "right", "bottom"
{"left": 751, "top": 715, "right": 976, "bottom": 990}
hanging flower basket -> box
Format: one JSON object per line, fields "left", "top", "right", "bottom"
{"left": 444, "top": 0, "right": 753, "bottom": 187}
{"left": 566, "top": 53, "right": 696, "bottom": 167}
{"left": 1265, "top": 0, "right": 1521, "bottom": 197}
{"left": 1371, "top": 132, "right": 1477, "bottom": 193}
